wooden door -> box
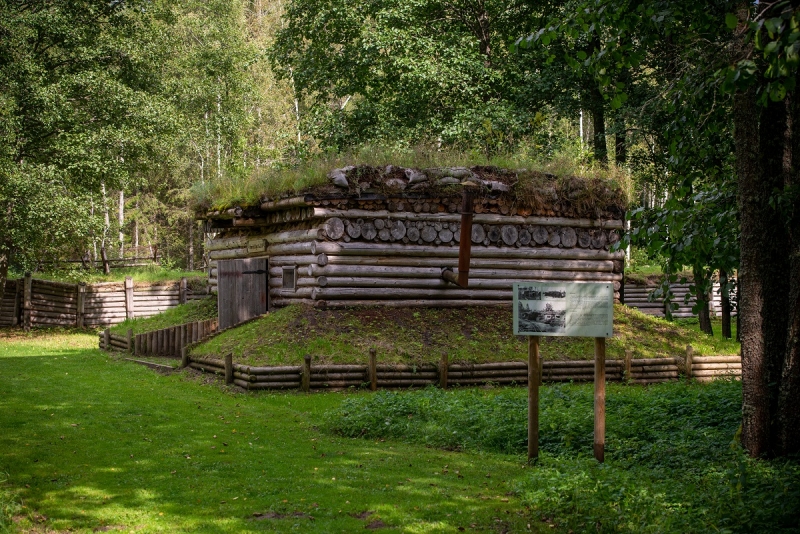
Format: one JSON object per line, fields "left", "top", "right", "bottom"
{"left": 217, "top": 258, "right": 268, "bottom": 330}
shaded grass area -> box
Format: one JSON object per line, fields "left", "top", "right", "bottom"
{"left": 11, "top": 266, "right": 206, "bottom": 285}
{"left": 110, "top": 298, "right": 217, "bottom": 336}
{"left": 0, "top": 331, "right": 541, "bottom": 533}
{"left": 327, "top": 383, "right": 800, "bottom": 533}
{"left": 192, "top": 304, "right": 741, "bottom": 367}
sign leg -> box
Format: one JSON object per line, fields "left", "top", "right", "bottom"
{"left": 594, "top": 337, "right": 606, "bottom": 462}
{"left": 528, "top": 336, "right": 540, "bottom": 462}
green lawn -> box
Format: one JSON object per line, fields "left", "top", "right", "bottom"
{"left": 0, "top": 330, "right": 537, "bottom": 533}
{"left": 0, "top": 330, "right": 796, "bottom": 533}
{"left": 191, "top": 304, "right": 741, "bottom": 368}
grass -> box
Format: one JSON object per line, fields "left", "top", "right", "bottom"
{"left": 0, "top": 330, "right": 544, "bottom": 533}
{"left": 327, "top": 384, "right": 800, "bottom": 532}
{"left": 191, "top": 144, "right": 634, "bottom": 211}
{"left": 11, "top": 266, "right": 206, "bottom": 285}
{"left": 191, "top": 304, "right": 741, "bottom": 368}
{"left": 110, "top": 298, "right": 217, "bottom": 336}
{"left": 1, "top": 329, "right": 795, "bottom": 533}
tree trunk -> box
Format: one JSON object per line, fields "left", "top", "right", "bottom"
{"left": 778, "top": 77, "right": 800, "bottom": 456}
{"left": 737, "top": 84, "right": 790, "bottom": 457}
{"left": 720, "top": 268, "right": 732, "bottom": 339}
{"left": 589, "top": 84, "right": 608, "bottom": 165}
{"left": 118, "top": 190, "right": 124, "bottom": 259}
{"left": 694, "top": 267, "right": 713, "bottom": 335}
{"left": 188, "top": 218, "right": 194, "bottom": 271}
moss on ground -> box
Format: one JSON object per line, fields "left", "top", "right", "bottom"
{"left": 191, "top": 304, "right": 740, "bottom": 367}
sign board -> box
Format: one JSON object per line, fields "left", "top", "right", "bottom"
{"left": 513, "top": 281, "right": 613, "bottom": 338}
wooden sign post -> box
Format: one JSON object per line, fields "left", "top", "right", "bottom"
{"left": 514, "top": 281, "right": 614, "bottom": 464}
{"left": 528, "top": 336, "right": 540, "bottom": 461}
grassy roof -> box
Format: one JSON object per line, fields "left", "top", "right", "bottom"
{"left": 192, "top": 147, "right": 634, "bottom": 218}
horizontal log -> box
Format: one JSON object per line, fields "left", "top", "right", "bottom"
{"left": 206, "top": 236, "right": 249, "bottom": 251}
{"left": 30, "top": 299, "right": 77, "bottom": 312}
{"left": 249, "top": 373, "right": 301, "bottom": 382}
{"left": 306, "top": 260, "right": 614, "bottom": 278}
{"left": 189, "top": 362, "right": 225, "bottom": 375}
{"left": 630, "top": 364, "right": 680, "bottom": 373}
{"left": 237, "top": 365, "right": 302, "bottom": 375}
{"left": 190, "top": 356, "right": 225, "bottom": 368}
{"left": 449, "top": 362, "right": 526, "bottom": 371}
{"left": 543, "top": 360, "right": 623, "bottom": 368}
{"left": 110, "top": 341, "right": 129, "bottom": 350}
{"left": 234, "top": 379, "right": 301, "bottom": 390}
{"left": 377, "top": 371, "right": 439, "bottom": 380}
{"left": 311, "top": 372, "right": 367, "bottom": 381}
{"left": 315, "top": 273, "right": 620, "bottom": 289}
{"left": 450, "top": 377, "right": 530, "bottom": 385}
{"left": 375, "top": 364, "right": 439, "bottom": 372}
{"left": 692, "top": 369, "right": 742, "bottom": 377}
{"left": 264, "top": 228, "right": 323, "bottom": 245}
{"left": 314, "top": 242, "right": 624, "bottom": 261}
{"left": 317, "top": 255, "right": 616, "bottom": 272}
{"left": 631, "top": 357, "right": 680, "bottom": 365}
{"left": 692, "top": 356, "right": 741, "bottom": 364}
{"left": 448, "top": 370, "right": 526, "bottom": 379}
{"left": 311, "top": 364, "right": 367, "bottom": 372}
{"left": 266, "top": 242, "right": 317, "bottom": 256}
{"left": 208, "top": 247, "right": 248, "bottom": 260}
{"left": 268, "top": 277, "right": 317, "bottom": 289}
{"left": 691, "top": 362, "right": 741, "bottom": 370}
{"left": 32, "top": 279, "right": 78, "bottom": 290}
{"left": 29, "top": 310, "right": 77, "bottom": 320}
{"left": 265, "top": 255, "right": 321, "bottom": 267}
{"left": 316, "top": 299, "right": 513, "bottom": 308}
{"left": 259, "top": 196, "right": 311, "bottom": 211}
{"left": 30, "top": 317, "right": 75, "bottom": 326}
{"left": 30, "top": 287, "right": 77, "bottom": 299}
{"left": 312, "top": 287, "right": 514, "bottom": 301}
{"left": 311, "top": 208, "right": 624, "bottom": 229}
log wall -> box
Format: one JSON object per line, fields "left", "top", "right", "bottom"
{"left": 207, "top": 213, "right": 625, "bottom": 308}
{"left": 624, "top": 281, "right": 738, "bottom": 319}
{"left": 98, "top": 318, "right": 218, "bottom": 356}
{"left": 0, "top": 275, "right": 208, "bottom": 329}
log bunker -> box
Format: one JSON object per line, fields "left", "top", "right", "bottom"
{"left": 201, "top": 165, "right": 627, "bottom": 313}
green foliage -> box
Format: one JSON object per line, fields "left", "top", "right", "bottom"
{"left": 110, "top": 297, "right": 216, "bottom": 335}
{"left": 328, "top": 381, "right": 800, "bottom": 532}
{"left": 20, "top": 266, "right": 206, "bottom": 285}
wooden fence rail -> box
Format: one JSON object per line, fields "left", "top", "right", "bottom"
{"left": 171, "top": 346, "right": 741, "bottom": 392}
{"left": 97, "top": 319, "right": 218, "bottom": 357}
{"left": 0, "top": 275, "right": 208, "bottom": 329}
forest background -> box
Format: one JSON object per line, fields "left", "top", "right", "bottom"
{"left": 1, "top": 0, "right": 799, "bottom": 457}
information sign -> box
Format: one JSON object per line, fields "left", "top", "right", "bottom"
{"left": 513, "top": 281, "right": 614, "bottom": 338}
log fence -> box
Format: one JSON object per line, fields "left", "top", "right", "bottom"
{"left": 175, "top": 345, "right": 741, "bottom": 392}
{"left": 98, "top": 318, "right": 218, "bottom": 356}
{"left": 0, "top": 275, "right": 208, "bottom": 329}
{"left": 623, "top": 281, "right": 738, "bottom": 320}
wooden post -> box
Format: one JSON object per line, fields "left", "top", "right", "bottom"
{"left": 127, "top": 328, "right": 133, "bottom": 353}
{"left": 685, "top": 344, "right": 694, "bottom": 382}
{"left": 369, "top": 348, "right": 377, "bottom": 391}
{"left": 22, "top": 272, "right": 31, "bottom": 331}
{"left": 188, "top": 321, "right": 194, "bottom": 345}
{"left": 624, "top": 350, "right": 632, "bottom": 382}
{"left": 76, "top": 283, "right": 86, "bottom": 328}
{"left": 134, "top": 333, "right": 140, "bottom": 356}
{"left": 302, "top": 355, "right": 311, "bottom": 393}
{"left": 124, "top": 277, "right": 135, "bottom": 320}
{"left": 104, "top": 328, "right": 111, "bottom": 351}
{"left": 180, "top": 347, "right": 189, "bottom": 368}
{"left": 100, "top": 246, "right": 110, "bottom": 275}
{"left": 594, "top": 337, "right": 606, "bottom": 463}
{"left": 224, "top": 353, "right": 233, "bottom": 385}
{"left": 12, "top": 279, "right": 22, "bottom": 327}
{"left": 440, "top": 352, "right": 449, "bottom": 390}
{"left": 457, "top": 188, "right": 475, "bottom": 288}
{"left": 179, "top": 277, "right": 187, "bottom": 304}
{"left": 528, "top": 336, "right": 540, "bottom": 462}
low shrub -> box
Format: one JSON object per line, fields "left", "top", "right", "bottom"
{"left": 326, "top": 381, "right": 800, "bottom": 532}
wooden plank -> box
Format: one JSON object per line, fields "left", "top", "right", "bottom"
{"left": 594, "top": 337, "right": 606, "bottom": 463}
